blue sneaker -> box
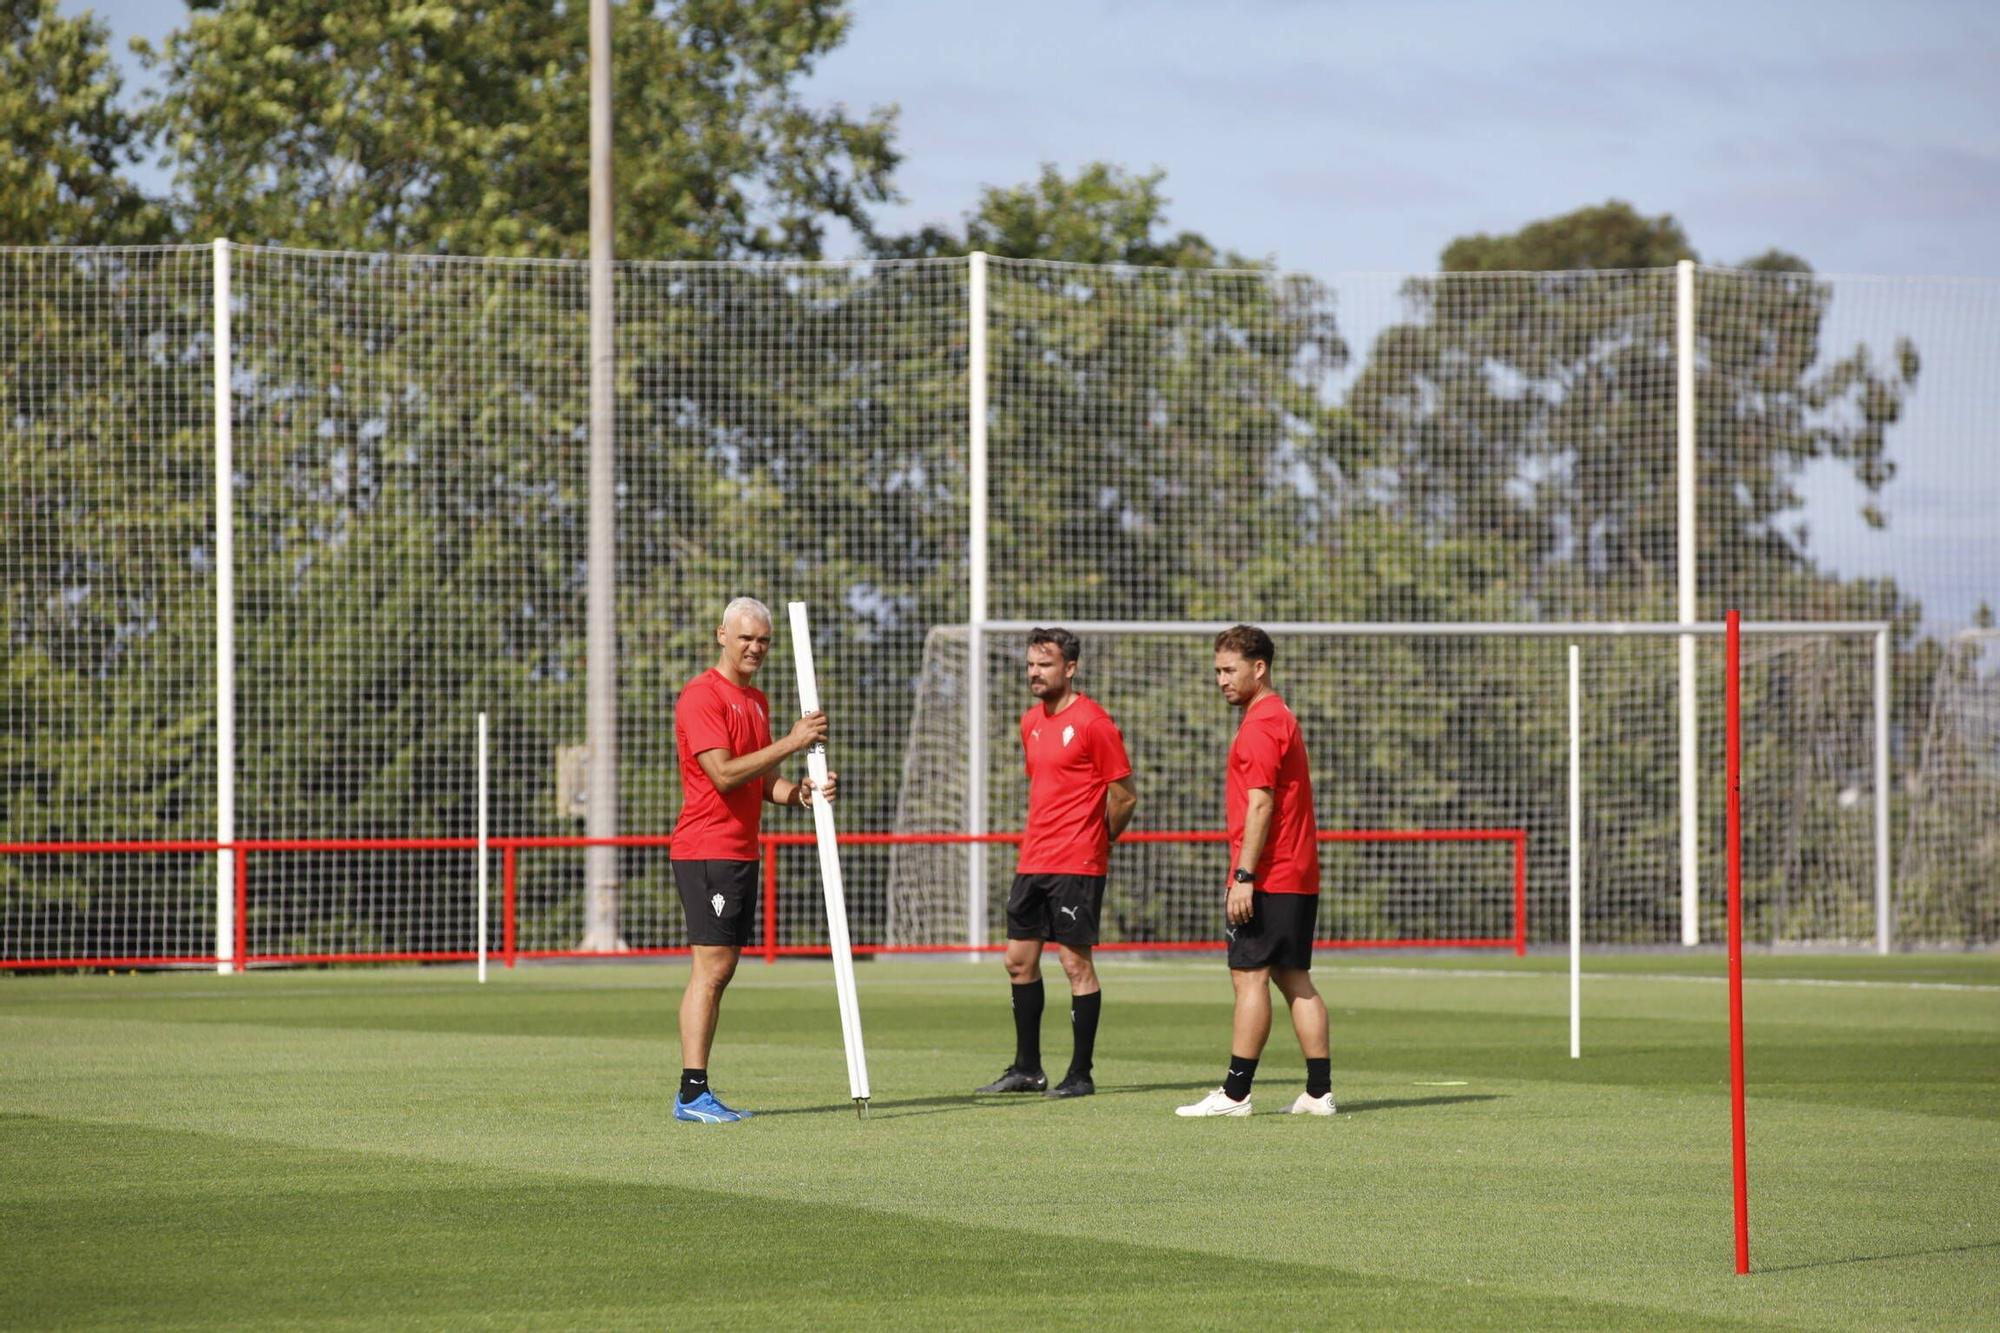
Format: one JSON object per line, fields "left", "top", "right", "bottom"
{"left": 673, "top": 1090, "right": 751, "bottom": 1123}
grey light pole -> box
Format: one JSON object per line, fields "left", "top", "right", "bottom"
{"left": 582, "top": 0, "right": 621, "bottom": 950}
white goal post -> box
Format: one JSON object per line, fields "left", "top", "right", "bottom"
{"left": 908, "top": 618, "right": 1891, "bottom": 955}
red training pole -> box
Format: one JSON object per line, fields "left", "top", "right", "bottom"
{"left": 1726, "top": 609, "right": 1751, "bottom": 1274}
{"left": 763, "top": 839, "right": 779, "bottom": 965}
{"left": 1512, "top": 832, "right": 1528, "bottom": 957}
{"left": 502, "top": 846, "right": 518, "bottom": 968}
{"left": 233, "top": 849, "right": 249, "bottom": 973}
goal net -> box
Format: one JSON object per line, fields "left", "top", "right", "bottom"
{"left": 1899, "top": 629, "right": 2000, "bottom": 945}
{"left": 889, "top": 622, "right": 1886, "bottom": 950}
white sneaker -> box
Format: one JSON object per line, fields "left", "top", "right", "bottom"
{"left": 1175, "top": 1088, "right": 1252, "bottom": 1117}
{"left": 1288, "top": 1091, "right": 1337, "bottom": 1116}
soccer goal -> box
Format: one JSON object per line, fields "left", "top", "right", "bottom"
{"left": 888, "top": 619, "right": 1890, "bottom": 954}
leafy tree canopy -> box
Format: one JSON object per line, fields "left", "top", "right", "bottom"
{"left": 138, "top": 0, "right": 898, "bottom": 258}
{"left": 874, "top": 162, "right": 1232, "bottom": 268}
{"left": 0, "top": 0, "right": 164, "bottom": 244}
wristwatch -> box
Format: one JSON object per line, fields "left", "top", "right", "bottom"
{"left": 1232, "top": 868, "right": 1256, "bottom": 885}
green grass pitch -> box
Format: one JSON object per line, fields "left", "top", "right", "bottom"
{"left": 4, "top": 953, "right": 1996, "bottom": 1329}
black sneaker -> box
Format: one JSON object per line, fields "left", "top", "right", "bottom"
{"left": 1045, "top": 1074, "right": 1094, "bottom": 1100}
{"left": 976, "top": 1067, "right": 1048, "bottom": 1093}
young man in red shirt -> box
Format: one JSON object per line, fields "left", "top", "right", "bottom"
{"left": 1177, "top": 624, "right": 1335, "bottom": 1118}
{"left": 977, "top": 627, "right": 1137, "bottom": 1100}
{"left": 670, "top": 596, "right": 836, "bottom": 1123}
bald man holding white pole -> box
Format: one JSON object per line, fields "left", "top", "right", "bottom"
{"left": 669, "top": 596, "right": 837, "bottom": 1123}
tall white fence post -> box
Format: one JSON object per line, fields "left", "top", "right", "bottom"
{"left": 1677, "top": 258, "right": 1700, "bottom": 946}
{"left": 212, "top": 238, "right": 236, "bottom": 975}
{"left": 1875, "top": 628, "right": 1892, "bottom": 954}
{"left": 966, "top": 251, "right": 990, "bottom": 954}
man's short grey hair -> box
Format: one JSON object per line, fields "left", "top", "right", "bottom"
{"left": 722, "top": 596, "right": 774, "bottom": 629}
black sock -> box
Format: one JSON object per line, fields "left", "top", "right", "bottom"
{"left": 1223, "top": 1054, "right": 1259, "bottom": 1102}
{"left": 678, "top": 1068, "right": 709, "bottom": 1104}
{"left": 1066, "top": 990, "right": 1101, "bottom": 1080}
{"left": 1306, "top": 1057, "right": 1332, "bottom": 1098}
{"left": 1011, "top": 979, "right": 1045, "bottom": 1072}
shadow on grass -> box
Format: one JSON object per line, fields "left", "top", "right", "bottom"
{"left": 754, "top": 1087, "right": 1501, "bottom": 1120}
{"left": 1757, "top": 1239, "right": 2000, "bottom": 1274}
{"left": 1339, "top": 1094, "right": 1500, "bottom": 1114}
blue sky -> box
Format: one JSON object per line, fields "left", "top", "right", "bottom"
{"left": 65, "top": 0, "right": 2000, "bottom": 628}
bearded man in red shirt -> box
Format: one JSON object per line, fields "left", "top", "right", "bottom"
{"left": 976, "top": 627, "right": 1137, "bottom": 1101}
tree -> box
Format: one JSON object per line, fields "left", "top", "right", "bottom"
{"left": 139, "top": 0, "right": 898, "bottom": 258}
{"left": 874, "top": 162, "right": 1227, "bottom": 268}
{"left": 1347, "top": 200, "right": 1919, "bottom": 621}
{"left": 0, "top": 0, "right": 164, "bottom": 244}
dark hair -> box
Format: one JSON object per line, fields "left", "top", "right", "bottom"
{"left": 1213, "top": 624, "right": 1274, "bottom": 666}
{"left": 1027, "top": 627, "right": 1081, "bottom": 664}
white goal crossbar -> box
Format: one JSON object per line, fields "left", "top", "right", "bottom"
{"left": 971, "top": 619, "right": 1893, "bottom": 955}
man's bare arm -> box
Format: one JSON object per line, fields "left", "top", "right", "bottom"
{"left": 1236, "top": 787, "right": 1274, "bottom": 876}
{"left": 1106, "top": 776, "right": 1138, "bottom": 842}
{"left": 695, "top": 710, "right": 826, "bottom": 794}
{"left": 1226, "top": 787, "right": 1275, "bottom": 926}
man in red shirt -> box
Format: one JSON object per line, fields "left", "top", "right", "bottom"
{"left": 977, "top": 627, "right": 1137, "bottom": 1100}
{"left": 1177, "top": 624, "right": 1335, "bottom": 1118}
{"left": 670, "top": 596, "right": 836, "bottom": 1124}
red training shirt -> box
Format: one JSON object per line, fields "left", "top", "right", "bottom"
{"left": 1017, "top": 693, "right": 1132, "bottom": 877}
{"left": 1226, "top": 692, "right": 1320, "bottom": 894}
{"left": 671, "top": 668, "right": 774, "bottom": 861}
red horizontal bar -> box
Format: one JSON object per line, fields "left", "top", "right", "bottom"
{"left": 0, "top": 842, "right": 224, "bottom": 855}
{"left": 2, "top": 954, "right": 221, "bottom": 969}
{"left": 3, "top": 828, "right": 1523, "bottom": 856}
{"left": 242, "top": 950, "right": 479, "bottom": 966}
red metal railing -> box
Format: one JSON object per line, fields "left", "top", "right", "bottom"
{"left": 1, "top": 828, "right": 1527, "bottom": 969}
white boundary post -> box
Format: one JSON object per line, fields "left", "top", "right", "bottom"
{"left": 477, "top": 712, "right": 489, "bottom": 984}
{"left": 1569, "top": 644, "right": 1581, "bottom": 1059}
{"left": 788, "top": 603, "right": 871, "bottom": 1113}
{"left": 965, "top": 252, "right": 990, "bottom": 956}
{"left": 1874, "top": 628, "right": 1892, "bottom": 954}
{"left": 212, "top": 238, "right": 235, "bottom": 976}
{"left": 1677, "top": 258, "right": 1700, "bottom": 947}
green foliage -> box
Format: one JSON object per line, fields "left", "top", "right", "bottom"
{"left": 1351, "top": 201, "right": 1921, "bottom": 621}
{"left": 0, "top": 0, "right": 165, "bottom": 244}
{"left": 138, "top": 0, "right": 898, "bottom": 257}
{"left": 875, "top": 162, "right": 1228, "bottom": 268}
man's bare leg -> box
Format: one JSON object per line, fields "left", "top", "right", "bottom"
{"left": 1230, "top": 965, "right": 1274, "bottom": 1060}
{"left": 679, "top": 944, "right": 740, "bottom": 1070}
{"left": 1273, "top": 966, "right": 1328, "bottom": 1059}
{"left": 1274, "top": 966, "right": 1335, "bottom": 1112}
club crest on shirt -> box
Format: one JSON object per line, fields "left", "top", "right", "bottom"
{"left": 1062, "top": 724, "right": 1075, "bottom": 748}
{"left": 710, "top": 893, "right": 725, "bottom": 916}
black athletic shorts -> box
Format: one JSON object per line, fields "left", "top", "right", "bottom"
{"left": 673, "top": 858, "right": 761, "bottom": 948}
{"left": 1226, "top": 891, "right": 1319, "bottom": 971}
{"left": 1006, "top": 873, "right": 1106, "bottom": 948}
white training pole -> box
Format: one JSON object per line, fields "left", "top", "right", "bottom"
{"left": 1873, "top": 628, "right": 1892, "bottom": 956}
{"left": 965, "top": 250, "right": 990, "bottom": 962}
{"left": 477, "top": 712, "right": 489, "bottom": 985}
{"left": 787, "top": 602, "right": 872, "bottom": 1114}
{"left": 1676, "top": 258, "right": 1700, "bottom": 949}
{"left": 212, "top": 238, "right": 236, "bottom": 975}
{"left": 1569, "top": 644, "right": 1581, "bottom": 1060}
